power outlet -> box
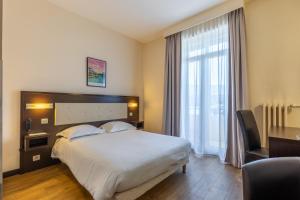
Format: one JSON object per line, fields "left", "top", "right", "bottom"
{"left": 41, "top": 118, "right": 48, "bottom": 124}
{"left": 32, "top": 155, "right": 40, "bottom": 162}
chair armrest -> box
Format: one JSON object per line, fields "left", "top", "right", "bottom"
{"left": 242, "top": 158, "right": 300, "bottom": 200}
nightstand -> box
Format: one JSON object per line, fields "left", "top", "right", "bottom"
{"left": 130, "top": 121, "right": 144, "bottom": 130}
{"left": 20, "top": 133, "right": 58, "bottom": 173}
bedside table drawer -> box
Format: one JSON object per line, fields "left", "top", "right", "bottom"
{"left": 20, "top": 148, "right": 59, "bottom": 173}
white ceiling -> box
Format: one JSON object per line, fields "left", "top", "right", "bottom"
{"left": 48, "top": 0, "right": 227, "bottom": 43}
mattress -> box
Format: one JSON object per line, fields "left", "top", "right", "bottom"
{"left": 52, "top": 130, "right": 191, "bottom": 200}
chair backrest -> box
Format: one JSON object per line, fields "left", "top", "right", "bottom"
{"left": 236, "top": 110, "right": 261, "bottom": 151}
{"left": 242, "top": 158, "right": 300, "bottom": 200}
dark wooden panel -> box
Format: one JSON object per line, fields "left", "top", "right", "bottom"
{"left": 20, "top": 148, "right": 60, "bottom": 172}
{"left": 269, "top": 127, "right": 300, "bottom": 157}
{"left": 129, "top": 121, "right": 144, "bottom": 129}
{"left": 269, "top": 137, "right": 300, "bottom": 157}
{"left": 20, "top": 91, "right": 140, "bottom": 173}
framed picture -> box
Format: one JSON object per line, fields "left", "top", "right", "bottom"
{"left": 87, "top": 57, "right": 107, "bottom": 87}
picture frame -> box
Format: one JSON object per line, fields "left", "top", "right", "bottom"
{"left": 87, "top": 57, "right": 107, "bottom": 88}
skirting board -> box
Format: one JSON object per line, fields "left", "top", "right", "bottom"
{"left": 3, "top": 168, "right": 20, "bottom": 178}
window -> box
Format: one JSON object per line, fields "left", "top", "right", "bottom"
{"left": 180, "top": 15, "right": 229, "bottom": 159}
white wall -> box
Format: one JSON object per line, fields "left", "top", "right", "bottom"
{"left": 142, "top": 38, "right": 165, "bottom": 133}
{"left": 3, "top": 0, "right": 143, "bottom": 172}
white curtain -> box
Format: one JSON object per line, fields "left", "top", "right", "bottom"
{"left": 180, "top": 15, "right": 229, "bottom": 160}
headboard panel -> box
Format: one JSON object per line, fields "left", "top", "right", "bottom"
{"left": 20, "top": 91, "right": 139, "bottom": 172}
{"left": 54, "top": 103, "right": 128, "bottom": 125}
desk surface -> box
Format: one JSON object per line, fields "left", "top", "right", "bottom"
{"left": 269, "top": 127, "right": 300, "bottom": 141}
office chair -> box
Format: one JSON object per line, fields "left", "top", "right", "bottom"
{"left": 236, "top": 110, "right": 268, "bottom": 163}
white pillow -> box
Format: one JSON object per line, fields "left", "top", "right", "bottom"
{"left": 100, "top": 121, "right": 136, "bottom": 133}
{"left": 57, "top": 124, "right": 105, "bottom": 140}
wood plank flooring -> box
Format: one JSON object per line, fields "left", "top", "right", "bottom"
{"left": 3, "top": 155, "right": 242, "bottom": 200}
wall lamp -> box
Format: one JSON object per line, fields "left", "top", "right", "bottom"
{"left": 25, "top": 103, "right": 53, "bottom": 132}
{"left": 128, "top": 102, "right": 138, "bottom": 108}
{"left": 26, "top": 103, "right": 53, "bottom": 110}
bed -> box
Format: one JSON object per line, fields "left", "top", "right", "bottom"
{"left": 52, "top": 129, "right": 191, "bottom": 200}
{"left": 20, "top": 91, "right": 190, "bottom": 200}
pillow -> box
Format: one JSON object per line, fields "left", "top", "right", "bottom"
{"left": 57, "top": 124, "right": 105, "bottom": 140}
{"left": 100, "top": 121, "right": 136, "bottom": 133}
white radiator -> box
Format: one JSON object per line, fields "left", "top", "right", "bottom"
{"left": 261, "top": 104, "right": 288, "bottom": 147}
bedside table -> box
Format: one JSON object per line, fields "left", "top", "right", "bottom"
{"left": 20, "top": 133, "right": 59, "bottom": 173}
{"left": 130, "top": 121, "right": 144, "bottom": 130}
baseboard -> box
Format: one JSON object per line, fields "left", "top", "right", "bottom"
{"left": 3, "top": 168, "right": 20, "bottom": 178}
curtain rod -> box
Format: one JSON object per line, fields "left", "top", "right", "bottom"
{"left": 164, "top": 5, "right": 244, "bottom": 37}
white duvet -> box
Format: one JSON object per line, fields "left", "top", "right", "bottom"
{"left": 52, "top": 130, "right": 191, "bottom": 200}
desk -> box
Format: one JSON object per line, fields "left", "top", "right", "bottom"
{"left": 269, "top": 127, "right": 300, "bottom": 157}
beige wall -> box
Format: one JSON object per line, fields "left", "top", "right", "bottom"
{"left": 142, "top": 38, "right": 165, "bottom": 133}
{"left": 245, "top": 0, "right": 300, "bottom": 128}
{"left": 0, "top": 0, "right": 2, "bottom": 185}
{"left": 3, "top": 0, "right": 143, "bottom": 172}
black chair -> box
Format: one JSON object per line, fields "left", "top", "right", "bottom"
{"left": 236, "top": 110, "right": 268, "bottom": 164}
{"left": 242, "top": 158, "right": 300, "bottom": 200}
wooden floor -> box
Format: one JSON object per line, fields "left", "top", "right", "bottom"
{"left": 3, "top": 155, "right": 242, "bottom": 200}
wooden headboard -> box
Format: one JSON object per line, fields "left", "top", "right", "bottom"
{"left": 20, "top": 91, "right": 139, "bottom": 173}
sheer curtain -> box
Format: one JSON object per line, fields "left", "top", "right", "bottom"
{"left": 180, "top": 15, "right": 229, "bottom": 160}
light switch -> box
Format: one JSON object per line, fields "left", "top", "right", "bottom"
{"left": 129, "top": 112, "right": 133, "bottom": 116}
{"left": 41, "top": 118, "right": 48, "bottom": 124}
{"left": 32, "top": 155, "right": 40, "bottom": 162}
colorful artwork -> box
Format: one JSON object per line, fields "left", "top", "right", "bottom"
{"left": 87, "top": 57, "right": 106, "bottom": 87}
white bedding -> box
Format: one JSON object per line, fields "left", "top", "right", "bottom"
{"left": 52, "top": 130, "right": 191, "bottom": 200}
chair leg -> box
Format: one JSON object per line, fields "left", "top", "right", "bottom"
{"left": 182, "top": 165, "right": 186, "bottom": 174}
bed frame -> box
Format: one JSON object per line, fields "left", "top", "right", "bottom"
{"left": 113, "top": 160, "right": 187, "bottom": 200}
{"left": 19, "top": 91, "right": 187, "bottom": 199}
